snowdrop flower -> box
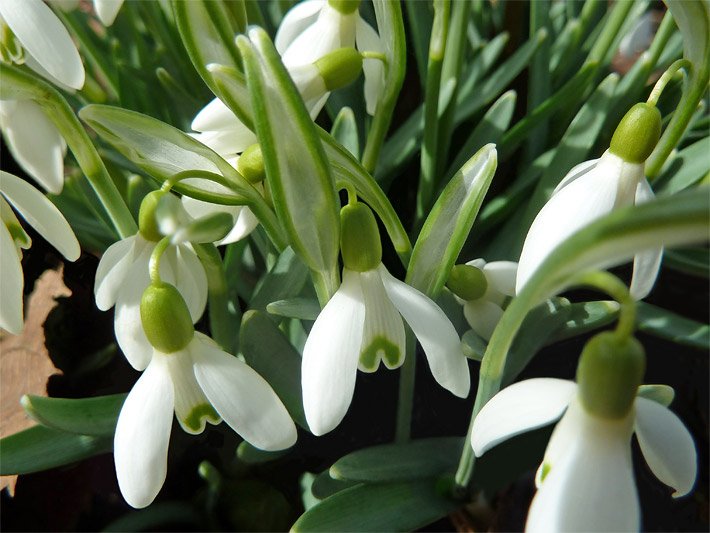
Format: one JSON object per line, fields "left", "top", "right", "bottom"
{"left": 94, "top": 191, "right": 207, "bottom": 371}
{"left": 0, "top": 170, "right": 79, "bottom": 334}
{"left": 448, "top": 259, "right": 517, "bottom": 340}
{"left": 302, "top": 199, "right": 470, "bottom": 436}
{"left": 472, "top": 332, "right": 697, "bottom": 532}
{"left": 50, "top": 0, "right": 124, "bottom": 26}
{"left": 517, "top": 103, "right": 664, "bottom": 300}
{"left": 115, "top": 281, "right": 297, "bottom": 508}
{"left": 276, "top": 0, "right": 385, "bottom": 115}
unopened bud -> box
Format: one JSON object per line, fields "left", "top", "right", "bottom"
{"left": 447, "top": 264, "right": 488, "bottom": 301}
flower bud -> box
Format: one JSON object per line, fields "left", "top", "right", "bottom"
{"left": 138, "top": 190, "right": 166, "bottom": 242}
{"left": 609, "top": 103, "right": 662, "bottom": 164}
{"left": 140, "top": 282, "right": 194, "bottom": 353}
{"left": 447, "top": 264, "right": 488, "bottom": 301}
{"left": 340, "top": 202, "right": 381, "bottom": 272}
{"left": 315, "top": 48, "right": 363, "bottom": 92}
{"left": 576, "top": 331, "right": 646, "bottom": 419}
{"left": 237, "top": 144, "right": 266, "bottom": 184}
{"left": 328, "top": 0, "right": 361, "bottom": 14}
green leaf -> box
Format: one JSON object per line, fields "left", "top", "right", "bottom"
{"left": 237, "top": 29, "right": 340, "bottom": 301}
{"left": 330, "top": 437, "right": 462, "bottom": 483}
{"left": 664, "top": 247, "right": 709, "bottom": 278}
{"left": 311, "top": 470, "right": 360, "bottom": 500}
{"left": 331, "top": 107, "right": 360, "bottom": 159}
{"left": 249, "top": 247, "right": 309, "bottom": 312}
{"left": 240, "top": 310, "right": 307, "bottom": 428}
{"left": 659, "top": 138, "right": 710, "bottom": 194}
{"left": 103, "top": 501, "right": 201, "bottom": 532}
{"left": 636, "top": 302, "right": 710, "bottom": 351}
{"left": 0, "top": 425, "right": 112, "bottom": 475}
{"left": 21, "top": 394, "right": 126, "bottom": 436}
{"left": 548, "top": 300, "right": 620, "bottom": 343}
{"left": 291, "top": 480, "right": 458, "bottom": 532}
{"left": 407, "top": 145, "right": 497, "bottom": 296}
{"left": 267, "top": 297, "right": 320, "bottom": 321}
{"left": 236, "top": 441, "right": 289, "bottom": 464}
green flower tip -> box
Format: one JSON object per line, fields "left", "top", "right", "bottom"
{"left": 340, "top": 202, "right": 382, "bottom": 272}
{"left": 609, "top": 103, "right": 662, "bottom": 164}
{"left": 138, "top": 190, "right": 166, "bottom": 242}
{"left": 577, "top": 332, "right": 646, "bottom": 419}
{"left": 447, "top": 264, "right": 488, "bottom": 301}
{"left": 328, "top": 0, "right": 361, "bottom": 14}
{"left": 315, "top": 48, "right": 363, "bottom": 92}
{"left": 140, "top": 282, "right": 195, "bottom": 353}
{"left": 237, "top": 143, "right": 266, "bottom": 184}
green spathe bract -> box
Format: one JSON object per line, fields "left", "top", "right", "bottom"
{"left": 447, "top": 264, "right": 488, "bottom": 301}
{"left": 576, "top": 332, "right": 646, "bottom": 419}
{"left": 609, "top": 103, "right": 662, "bottom": 164}
{"left": 138, "top": 190, "right": 166, "bottom": 242}
{"left": 140, "top": 282, "right": 195, "bottom": 353}
{"left": 315, "top": 48, "right": 363, "bottom": 92}
{"left": 340, "top": 202, "right": 382, "bottom": 272}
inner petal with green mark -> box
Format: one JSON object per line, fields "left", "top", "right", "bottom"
{"left": 359, "top": 335, "right": 402, "bottom": 372}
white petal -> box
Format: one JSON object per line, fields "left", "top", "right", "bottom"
{"left": 94, "top": 235, "right": 142, "bottom": 310}
{"left": 379, "top": 265, "right": 470, "bottom": 398}
{"left": 0, "top": 223, "right": 24, "bottom": 334}
{"left": 301, "top": 268, "right": 366, "bottom": 436}
{"left": 181, "top": 197, "right": 258, "bottom": 245}
{"left": 526, "top": 399, "right": 639, "bottom": 533}
{"left": 164, "top": 349, "right": 220, "bottom": 435}
{"left": 191, "top": 333, "right": 297, "bottom": 450}
{"left": 463, "top": 299, "right": 503, "bottom": 341}
{"left": 191, "top": 98, "right": 254, "bottom": 141}
{"left": 516, "top": 151, "right": 640, "bottom": 294}
{"left": 482, "top": 261, "right": 518, "bottom": 297}
{"left": 629, "top": 179, "right": 662, "bottom": 300}
{"left": 471, "top": 378, "right": 576, "bottom": 456}
{"left": 191, "top": 128, "right": 256, "bottom": 158}
{"left": 1, "top": 100, "right": 66, "bottom": 194}
{"left": 94, "top": 0, "right": 123, "bottom": 26}
{"left": 356, "top": 17, "right": 385, "bottom": 115}
{"left": 114, "top": 355, "right": 174, "bottom": 509}
{"left": 0, "top": 0, "right": 85, "bottom": 89}
{"left": 634, "top": 397, "right": 697, "bottom": 498}
{"left": 0, "top": 171, "right": 79, "bottom": 260}
{"left": 552, "top": 158, "right": 599, "bottom": 194}
{"left": 358, "top": 268, "right": 406, "bottom": 372}
{"left": 275, "top": 0, "right": 326, "bottom": 54}
{"left": 113, "top": 244, "right": 154, "bottom": 371}
{"left": 161, "top": 244, "right": 207, "bottom": 322}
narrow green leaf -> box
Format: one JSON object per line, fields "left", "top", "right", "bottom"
{"left": 0, "top": 425, "right": 111, "bottom": 475}
{"left": 237, "top": 441, "right": 289, "bottom": 464}
{"left": 21, "top": 394, "right": 126, "bottom": 437}
{"left": 240, "top": 310, "right": 307, "bottom": 428}
{"left": 249, "top": 247, "right": 309, "bottom": 312}
{"left": 311, "top": 470, "right": 359, "bottom": 500}
{"left": 407, "top": 145, "right": 497, "bottom": 296}
{"left": 291, "top": 480, "right": 458, "bottom": 532}
{"left": 267, "top": 297, "right": 320, "bottom": 321}
{"left": 331, "top": 107, "right": 360, "bottom": 158}
{"left": 103, "top": 501, "right": 201, "bottom": 532}
{"left": 548, "top": 300, "right": 619, "bottom": 343}
{"left": 330, "top": 437, "right": 462, "bottom": 483}
{"left": 636, "top": 302, "right": 710, "bottom": 351}
{"left": 664, "top": 247, "right": 709, "bottom": 278}
{"left": 658, "top": 137, "right": 710, "bottom": 194}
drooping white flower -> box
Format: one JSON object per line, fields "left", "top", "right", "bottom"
{"left": 94, "top": 192, "right": 207, "bottom": 370}
{"left": 275, "top": 0, "right": 385, "bottom": 115}
{"left": 472, "top": 331, "right": 697, "bottom": 533}
{"left": 115, "top": 283, "right": 296, "bottom": 509}
{"left": 302, "top": 201, "right": 470, "bottom": 436}
{"left": 517, "top": 103, "right": 665, "bottom": 300}
{"left": 0, "top": 170, "right": 80, "bottom": 334}
{"left": 449, "top": 259, "right": 517, "bottom": 341}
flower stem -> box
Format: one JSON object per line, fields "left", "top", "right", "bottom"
{"left": 570, "top": 271, "right": 636, "bottom": 339}
{"left": 149, "top": 237, "right": 172, "bottom": 285}
{"left": 647, "top": 59, "right": 692, "bottom": 107}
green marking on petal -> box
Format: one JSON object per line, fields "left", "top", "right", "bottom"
{"left": 539, "top": 462, "right": 551, "bottom": 483}
{"left": 359, "top": 336, "right": 402, "bottom": 372}
{"left": 184, "top": 403, "right": 220, "bottom": 432}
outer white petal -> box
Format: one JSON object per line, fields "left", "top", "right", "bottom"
{"left": 358, "top": 268, "right": 406, "bottom": 372}
{"left": 164, "top": 349, "right": 220, "bottom": 435}
{"left": 552, "top": 158, "right": 599, "bottom": 194}
{"left": 301, "top": 268, "right": 366, "bottom": 436}
{"left": 471, "top": 378, "right": 576, "bottom": 456}
{"left": 634, "top": 397, "right": 697, "bottom": 498}
{"left": 191, "top": 333, "right": 297, "bottom": 450}
{"left": 1, "top": 100, "right": 66, "bottom": 194}
{"left": 629, "top": 179, "right": 662, "bottom": 300}
{"left": 482, "top": 261, "right": 518, "bottom": 297}
{"left": 463, "top": 299, "right": 503, "bottom": 341}
{"left": 275, "top": 0, "right": 326, "bottom": 53}
{"left": 0, "top": 171, "right": 79, "bottom": 261}
{"left": 114, "top": 355, "right": 174, "bottom": 509}
{"left": 516, "top": 151, "right": 640, "bottom": 294}
{"left": 94, "top": 0, "right": 123, "bottom": 26}
{"left": 94, "top": 235, "right": 142, "bottom": 310}
{"left": 0, "top": 223, "right": 24, "bottom": 334}
{"left": 113, "top": 244, "right": 154, "bottom": 371}
{"left": 161, "top": 244, "right": 207, "bottom": 322}
{"left": 526, "top": 399, "right": 639, "bottom": 533}
{"left": 181, "top": 197, "right": 258, "bottom": 245}
{"left": 191, "top": 129, "right": 256, "bottom": 158}
{"left": 356, "top": 17, "right": 385, "bottom": 115}
{"left": 0, "top": 0, "right": 85, "bottom": 89}
{"left": 379, "top": 265, "right": 470, "bottom": 398}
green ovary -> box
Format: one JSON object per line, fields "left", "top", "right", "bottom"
{"left": 184, "top": 403, "right": 220, "bottom": 432}
{"left": 359, "top": 336, "right": 402, "bottom": 371}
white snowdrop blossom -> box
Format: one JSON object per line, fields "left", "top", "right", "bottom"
{"left": 451, "top": 258, "right": 517, "bottom": 341}
{"left": 115, "top": 282, "right": 297, "bottom": 509}
{"left": 0, "top": 170, "right": 80, "bottom": 334}
{"left": 302, "top": 202, "right": 470, "bottom": 436}
{"left": 94, "top": 193, "right": 207, "bottom": 371}
{"left": 471, "top": 378, "right": 697, "bottom": 532}
{"left": 275, "top": 0, "right": 385, "bottom": 115}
